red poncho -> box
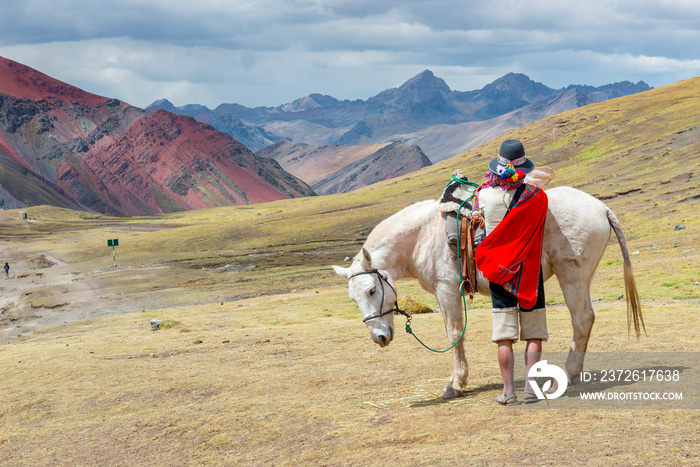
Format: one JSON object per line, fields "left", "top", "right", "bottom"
{"left": 475, "top": 186, "right": 548, "bottom": 309}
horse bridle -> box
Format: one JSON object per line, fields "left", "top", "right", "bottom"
{"left": 348, "top": 269, "right": 410, "bottom": 322}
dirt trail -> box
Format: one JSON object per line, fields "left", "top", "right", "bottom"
{"left": 0, "top": 244, "right": 153, "bottom": 344}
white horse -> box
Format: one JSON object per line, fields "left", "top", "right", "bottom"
{"left": 332, "top": 185, "right": 644, "bottom": 399}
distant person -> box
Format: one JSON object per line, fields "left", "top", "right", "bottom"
{"left": 4, "top": 262, "right": 9, "bottom": 278}
{"left": 474, "top": 139, "right": 549, "bottom": 405}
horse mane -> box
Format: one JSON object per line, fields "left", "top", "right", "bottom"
{"left": 361, "top": 200, "right": 438, "bottom": 264}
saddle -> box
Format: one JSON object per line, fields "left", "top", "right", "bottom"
{"left": 459, "top": 210, "right": 485, "bottom": 301}
{"left": 438, "top": 170, "right": 484, "bottom": 301}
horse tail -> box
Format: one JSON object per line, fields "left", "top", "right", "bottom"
{"left": 606, "top": 207, "right": 646, "bottom": 338}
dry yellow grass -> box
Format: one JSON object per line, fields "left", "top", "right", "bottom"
{"left": 1, "top": 291, "right": 699, "bottom": 465}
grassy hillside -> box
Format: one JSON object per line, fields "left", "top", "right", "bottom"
{"left": 0, "top": 77, "right": 699, "bottom": 464}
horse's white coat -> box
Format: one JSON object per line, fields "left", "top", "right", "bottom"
{"left": 333, "top": 186, "right": 643, "bottom": 399}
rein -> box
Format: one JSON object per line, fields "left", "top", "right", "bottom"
{"left": 349, "top": 258, "right": 470, "bottom": 354}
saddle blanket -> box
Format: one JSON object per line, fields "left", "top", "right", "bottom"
{"left": 437, "top": 169, "right": 477, "bottom": 217}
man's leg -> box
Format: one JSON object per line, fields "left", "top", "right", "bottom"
{"left": 524, "top": 339, "right": 542, "bottom": 395}
{"left": 498, "top": 340, "right": 515, "bottom": 397}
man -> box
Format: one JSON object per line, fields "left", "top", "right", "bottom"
{"left": 474, "top": 139, "right": 549, "bottom": 405}
{"left": 4, "top": 262, "right": 9, "bottom": 278}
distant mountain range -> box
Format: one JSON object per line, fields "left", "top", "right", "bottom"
{"left": 0, "top": 55, "right": 655, "bottom": 215}
{"left": 148, "top": 71, "right": 652, "bottom": 161}
{"left": 257, "top": 141, "right": 432, "bottom": 195}
{"left": 0, "top": 56, "right": 314, "bottom": 215}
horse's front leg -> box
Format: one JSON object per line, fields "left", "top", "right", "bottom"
{"left": 436, "top": 284, "right": 468, "bottom": 399}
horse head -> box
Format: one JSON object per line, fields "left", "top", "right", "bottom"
{"left": 332, "top": 248, "right": 396, "bottom": 347}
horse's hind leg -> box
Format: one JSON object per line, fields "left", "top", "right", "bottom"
{"left": 558, "top": 279, "right": 595, "bottom": 384}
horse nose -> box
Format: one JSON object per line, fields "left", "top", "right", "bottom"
{"left": 371, "top": 327, "right": 393, "bottom": 347}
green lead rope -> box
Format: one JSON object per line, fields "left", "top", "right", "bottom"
{"left": 404, "top": 292, "right": 470, "bottom": 353}
{"left": 446, "top": 174, "right": 480, "bottom": 190}
{"left": 404, "top": 175, "right": 479, "bottom": 353}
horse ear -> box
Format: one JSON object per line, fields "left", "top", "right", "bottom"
{"left": 361, "top": 248, "right": 372, "bottom": 270}
{"left": 331, "top": 265, "right": 350, "bottom": 278}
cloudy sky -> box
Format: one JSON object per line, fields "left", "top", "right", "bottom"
{"left": 1, "top": 0, "right": 700, "bottom": 109}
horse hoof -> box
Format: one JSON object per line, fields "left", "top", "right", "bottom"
{"left": 442, "top": 386, "right": 463, "bottom": 399}
{"left": 563, "top": 374, "right": 579, "bottom": 388}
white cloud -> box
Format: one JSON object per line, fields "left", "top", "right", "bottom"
{"left": 604, "top": 53, "right": 700, "bottom": 75}
{"left": 1, "top": 0, "right": 700, "bottom": 107}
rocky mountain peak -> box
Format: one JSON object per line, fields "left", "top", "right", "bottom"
{"left": 369, "top": 69, "right": 454, "bottom": 114}
{"left": 280, "top": 93, "right": 340, "bottom": 112}
{"left": 482, "top": 72, "right": 552, "bottom": 101}
{"left": 399, "top": 70, "right": 452, "bottom": 96}
{"left": 146, "top": 98, "right": 176, "bottom": 111}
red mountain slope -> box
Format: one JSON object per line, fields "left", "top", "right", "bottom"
{"left": 0, "top": 57, "right": 106, "bottom": 103}
{"left": 0, "top": 56, "right": 314, "bottom": 214}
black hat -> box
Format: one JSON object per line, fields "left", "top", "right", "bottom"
{"left": 489, "top": 139, "right": 535, "bottom": 174}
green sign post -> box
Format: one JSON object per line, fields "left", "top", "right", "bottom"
{"left": 107, "top": 239, "right": 119, "bottom": 267}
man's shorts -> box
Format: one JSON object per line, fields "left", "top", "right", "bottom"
{"left": 490, "top": 270, "right": 547, "bottom": 343}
